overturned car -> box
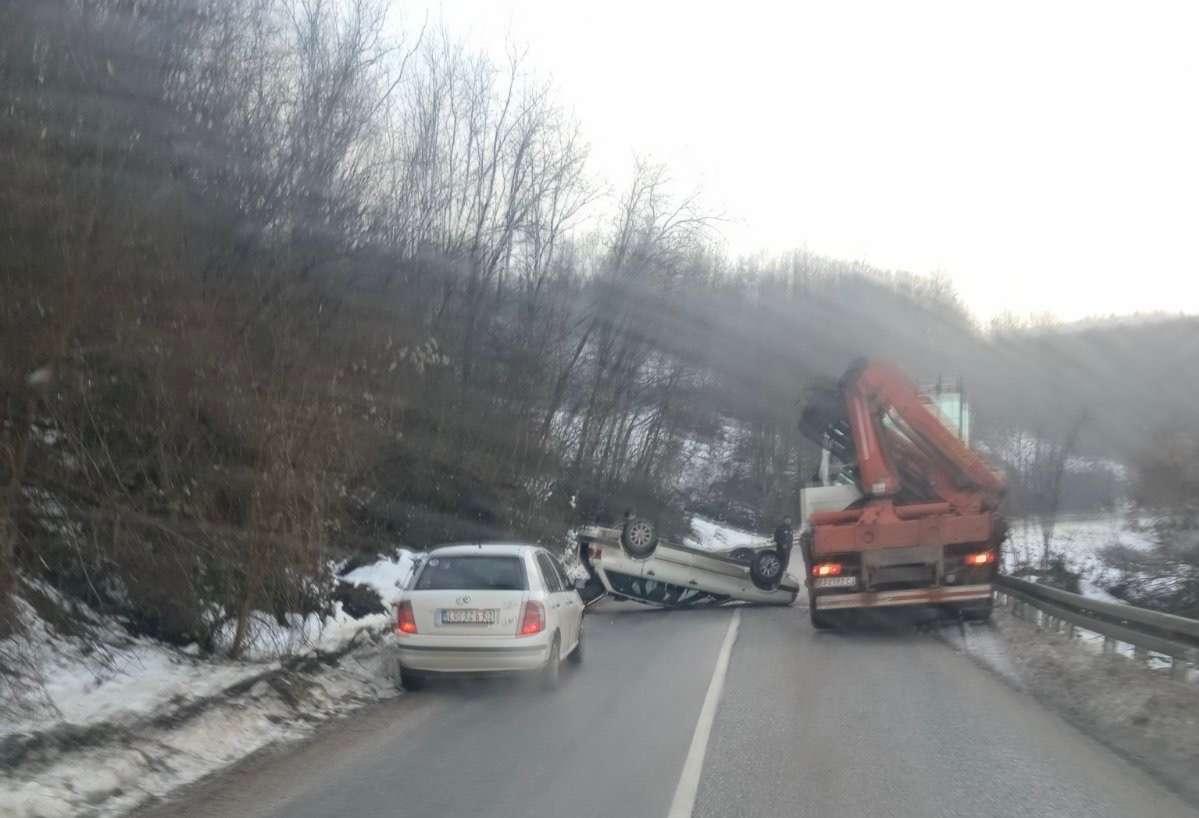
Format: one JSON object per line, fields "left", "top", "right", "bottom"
{"left": 576, "top": 518, "right": 800, "bottom": 608}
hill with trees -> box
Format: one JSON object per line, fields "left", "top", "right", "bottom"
{"left": 2, "top": 0, "right": 1195, "bottom": 665}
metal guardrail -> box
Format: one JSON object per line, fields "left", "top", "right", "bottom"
{"left": 994, "top": 575, "right": 1199, "bottom": 681}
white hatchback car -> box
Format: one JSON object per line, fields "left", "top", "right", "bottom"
{"left": 392, "top": 544, "right": 585, "bottom": 690}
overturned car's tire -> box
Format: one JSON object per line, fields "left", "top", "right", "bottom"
{"left": 750, "top": 549, "right": 785, "bottom": 590}
{"left": 621, "top": 517, "right": 659, "bottom": 559}
{"left": 730, "top": 547, "right": 757, "bottom": 565}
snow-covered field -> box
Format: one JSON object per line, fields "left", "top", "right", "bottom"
{"left": 1005, "top": 512, "right": 1154, "bottom": 565}
{"left": 0, "top": 550, "right": 416, "bottom": 818}
{"left": 1004, "top": 512, "right": 1155, "bottom": 602}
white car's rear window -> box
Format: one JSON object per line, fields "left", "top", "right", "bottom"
{"left": 414, "top": 556, "right": 528, "bottom": 591}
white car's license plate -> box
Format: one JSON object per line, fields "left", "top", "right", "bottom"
{"left": 814, "top": 576, "right": 857, "bottom": 589}
{"left": 439, "top": 608, "right": 498, "bottom": 625}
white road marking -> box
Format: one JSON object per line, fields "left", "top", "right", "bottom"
{"left": 667, "top": 608, "right": 741, "bottom": 818}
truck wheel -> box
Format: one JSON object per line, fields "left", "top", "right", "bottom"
{"left": 621, "top": 517, "right": 659, "bottom": 559}
{"left": 730, "top": 547, "right": 756, "bottom": 565}
{"left": 750, "top": 550, "right": 785, "bottom": 590}
{"left": 809, "top": 605, "right": 836, "bottom": 630}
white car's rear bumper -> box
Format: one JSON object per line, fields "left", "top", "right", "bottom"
{"left": 394, "top": 634, "right": 552, "bottom": 673}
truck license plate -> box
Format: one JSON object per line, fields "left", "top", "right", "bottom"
{"left": 440, "top": 608, "right": 497, "bottom": 625}
{"left": 814, "top": 576, "right": 856, "bottom": 589}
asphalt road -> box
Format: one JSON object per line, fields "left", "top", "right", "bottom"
{"left": 139, "top": 600, "right": 1199, "bottom": 818}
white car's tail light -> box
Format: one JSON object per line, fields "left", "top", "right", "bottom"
{"left": 517, "top": 600, "right": 545, "bottom": 636}
{"left": 395, "top": 600, "right": 418, "bottom": 635}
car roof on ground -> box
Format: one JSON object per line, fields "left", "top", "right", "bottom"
{"left": 426, "top": 543, "right": 542, "bottom": 558}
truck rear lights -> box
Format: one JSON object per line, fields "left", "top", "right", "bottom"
{"left": 812, "top": 562, "right": 844, "bottom": 577}
{"left": 964, "top": 551, "right": 995, "bottom": 566}
{"left": 517, "top": 600, "right": 545, "bottom": 636}
{"left": 395, "top": 600, "right": 418, "bottom": 635}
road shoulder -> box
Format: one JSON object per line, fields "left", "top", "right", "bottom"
{"left": 941, "top": 607, "right": 1199, "bottom": 809}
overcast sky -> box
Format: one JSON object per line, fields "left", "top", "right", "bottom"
{"left": 407, "top": 0, "right": 1198, "bottom": 322}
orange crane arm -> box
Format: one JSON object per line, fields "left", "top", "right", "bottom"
{"left": 843, "top": 360, "right": 1005, "bottom": 511}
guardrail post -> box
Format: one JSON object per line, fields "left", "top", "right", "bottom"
{"left": 1170, "top": 657, "right": 1189, "bottom": 681}
{"left": 1134, "top": 645, "right": 1149, "bottom": 663}
{"left": 1066, "top": 623, "right": 1075, "bottom": 640}
{"left": 1103, "top": 636, "right": 1116, "bottom": 656}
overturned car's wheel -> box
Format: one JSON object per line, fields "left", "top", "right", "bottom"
{"left": 621, "top": 517, "right": 659, "bottom": 559}
{"left": 750, "top": 549, "right": 785, "bottom": 590}
{"left": 730, "top": 547, "right": 756, "bottom": 565}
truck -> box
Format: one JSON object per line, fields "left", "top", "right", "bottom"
{"left": 797, "top": 359, "right": 1007, "bottom": 628}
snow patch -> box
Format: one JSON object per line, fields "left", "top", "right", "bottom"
{"left": 1, "top": 551, "right": 417, "bottom": 816}
{"left": 342, "top": 548, "right": 416, "bottom": 606}
{"left": 1, "top": 638, "right": 399, "bottom": 818}
{"left": 1004, "top": 513, "right": 1155, "bottom": 602}
{"left": 1, "top": 599, "right": 265, "bottom": 739}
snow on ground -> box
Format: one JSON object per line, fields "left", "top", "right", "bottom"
{"left": 1, "top": 597, "right": 267, "bottom": 740}
{"left": 203, "top": 549, "right": 416, "bottom": 662}
{"left": 1, "top": 635, "right": 399, "bottom": 818}
{"left": 5, "top": 551, "right": 415, "bottom": 737}
{"left": 1, "top": 552, "right": 416, "bottom": 818}
{"left": 1004, "top": 512, "right": 1156, "bottom": 602}
{"left": 342, "top": 548, "right": 416, "bottom": 606}
{"left": 684, "top": 516, "right": 768, "bottom": 552}
{"left": 1005, "top": 513, "right": 1154, "bottom": 566}
{"left": 10, "top": 639, "right": 263, "bottom": 739}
